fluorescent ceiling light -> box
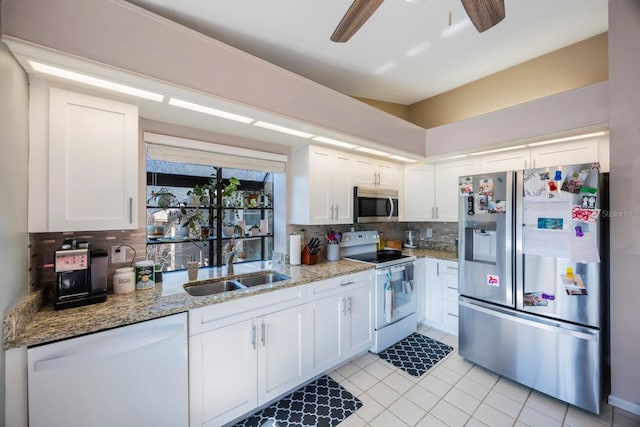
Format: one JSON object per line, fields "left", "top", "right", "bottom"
{"left": 441, "top": 19, "right": 472, "bottom": 38}
{"left": 254, "top": 121, "right": 315, "bottom": 139}
{"left": 169, "top": 98, "right": 254, "bottom": 124}
{"left": 405, "top": 41, "right": 431, "bottom": 57}
{"left": 356, "top": 147, "right": 392, "bottom": 157}
{"left": 312, "top": 136, "right": 358, "bottom": 149}
{"left": 28, "top": 60, "right": 164, "bottom": 102}
{"left": 470, "top": 145, "right": 527, "bottom": 156}
{"left": 527, "top": 131, "right": 607, "bottom": 147}
{"left": 374, "top": 61, "right": 396, "bottom": 75}
{"left": 389, "top": 155, "right": 418, "bottom": 162}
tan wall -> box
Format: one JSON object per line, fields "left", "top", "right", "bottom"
{"left": 353, "top": 97, "right": 410, "bottom": 121}
{"left": 409, "top": 33, "right": 609, "bottom": 129}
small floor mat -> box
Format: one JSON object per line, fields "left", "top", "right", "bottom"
{"left": 378, "top": 333, "right": 454, "bottom": 378}
{"left": 233, "top": 375, "right": 362, "bottom": 427}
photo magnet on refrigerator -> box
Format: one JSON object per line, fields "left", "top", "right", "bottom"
{"left": 487, "top": 274, "right": 500, "bottom": 287}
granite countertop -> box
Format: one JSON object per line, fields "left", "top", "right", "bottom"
{"left": 3, "top": 249, "right": 456, "bottom": 350}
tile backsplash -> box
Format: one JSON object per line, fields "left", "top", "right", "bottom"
{"left": 29, "top": 229, "right": 147, "bottom": 295}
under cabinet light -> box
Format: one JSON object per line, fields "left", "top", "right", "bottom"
{"left": 28, "top": 60, "right": 164, "bottom": 102}
{"left": 311, "top": 136, "right": 358, "bottom": 149}
{"left": 527, "top": 131, "right": 607, "bottom": 147}
{"left": 389, "top": 155, "right": 418, "bottom": 162}
{"left": 253, "top": 121, "right": 315, "bottom": 139}
{"left": 355, "top": 147, "right": 392, "bottom": 157}
{"left": 443, "top": 154, "right": 468, "bottom": 160}
{"left": 469, "top": 145, "right": 526, "bottom": 156}
{"left": 168, "top": 98, "right": 254, "bottom": 124}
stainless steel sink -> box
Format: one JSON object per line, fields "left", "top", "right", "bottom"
{"left": 235, "top": 272, "right": 290, "bottom": 287}
{"left": 183, "top": 280, "right": 244, "bottom": 296}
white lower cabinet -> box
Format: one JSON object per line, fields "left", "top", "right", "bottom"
{"left": 307, "top": 270, "right": 374, "bottom": 377}
{"left": 188, "top": 271, "right": 375, "bottom": 427}
{"left": 421, "top": 258, "right": 459, "bottom": 335}
{"left": 189, "top": 286, "right": 307, "bottom": 427}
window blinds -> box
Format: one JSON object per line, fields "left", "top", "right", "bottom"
{"left": 145, "top": 132, "right": 286, "bottom": 173}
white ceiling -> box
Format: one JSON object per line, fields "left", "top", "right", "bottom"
{"left": 126, "top": 0, "right": 608, "bottom": 105}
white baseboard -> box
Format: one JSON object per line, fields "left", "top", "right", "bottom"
{"left": 608, "top": 394, "right": 640, "bottom": 416}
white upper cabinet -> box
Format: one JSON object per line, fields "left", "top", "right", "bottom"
{"left": 479, "top": 148, "right": 531, "bottom": 173}
{"left": 354, "top": 157, "right": 401, "bottom": 189}
{"left": 433, "top": 158, "right": 480, "bottom": 222}
{"left": 530, "top": 139, "right": 600, "bottom": 169}
{"left": 30, "top": 86, "right": 139, "bottom": 231}
{"left": 290, "top": 145, "right": 353, "bottom": 225}
{"left": 403, "top": 164, "right": 435, "bottom": 221}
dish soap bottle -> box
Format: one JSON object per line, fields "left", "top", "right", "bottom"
{"left": 377, "top": 231, "right": 385, "bottom": 251}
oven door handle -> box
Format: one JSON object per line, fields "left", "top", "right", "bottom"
{"left": 376, "top": 265, "right": 407, "bottom": 276}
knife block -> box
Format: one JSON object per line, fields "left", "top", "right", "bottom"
{"left": 301, "top": 245, "right": 317, "bottom": 265}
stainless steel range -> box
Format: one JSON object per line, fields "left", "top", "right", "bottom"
{"left": 341, "top": 231, "right": 417, "bottom": 353}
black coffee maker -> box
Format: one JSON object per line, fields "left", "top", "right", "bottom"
{"left": 54, "top": 239, "right": 108, "bottom": 310}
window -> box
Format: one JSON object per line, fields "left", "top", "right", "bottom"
{"left": 144, "top": 133, "right": 285, "bottom": 272}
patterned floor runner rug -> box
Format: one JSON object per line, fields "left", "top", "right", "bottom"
{"left": 233, "top": 375, "right": 362, "bottom": 427}
{"left": 378, "top": 333, "right": 454, "bottom": 378}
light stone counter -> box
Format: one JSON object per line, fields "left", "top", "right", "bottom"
{"left": 4, "top": 250, "right": 456, "bottom": 350}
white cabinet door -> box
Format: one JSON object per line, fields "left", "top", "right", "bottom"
{"left": 354, "top": 157, "right": 401, "bottom": 189}
{"left": 307, "top": 293, "right": 344, "bottom": 377}
{"left": 48, "top": 88, "right": 138, "bottom": 231}
{"left": 308, "top": 148, "right": 333, "bottom": 224}
{"left": 345, "top": 282, "right": 374, "bottom": 356}
{"left": 530, "top": 139, "right": 599, "bottom": 168}
{"left": 479, "top": 149, "right": 531, "bottom": 173}
{"left": 190, "top": 318, "right": 257, "bottom": 427}
{"left": 258, "top": 305, "right": 306, "bottom": 405}
{"left": 434, "top": 158, "right": 479, "bottom": 222}
{"left": 292, "top": 145, "right": 353, "bottom": 225}
{"left": 377, "top": 161, "right": 401, "bottom": 189}
{"left": 354, "top": 157, "right": 377, "bottom": 187}
{"left": 439, "top": 261, "right": 459, "bottom": 336}
{"left": 414, "top": 258, "right": 428, "bottom": 323}
{"left": 424, "top": 259, "right": 443, "bottom": 329}
{"left": 403, "top": 164, "right": 435, "bottom": 221}
{"left": 333, "top": 152, "right": 353, "bottom": 223}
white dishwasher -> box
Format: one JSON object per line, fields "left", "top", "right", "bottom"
{"left": 27, "top": 312, "right": 189, "bottom": 427}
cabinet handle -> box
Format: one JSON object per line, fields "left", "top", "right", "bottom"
{"left": 330, "top": 205, "right": 334, "bottom": 221}
{"left": 446, "top": 266, "right": 458, "bottom": 270}
{"left": 340, "top": 280, "right": 355, "bottom": 286}
{"left": 435, "top": 206, "right": 439, "bottom": 219}
{"left": 377, "top": 171, "right": 381, "bottom": 185}
{"left": 532, "top": 158, "right": 536, "bottom": 168}
{"left": 437, "top": 263, "right": 440, "bottom": 276}
{"left": 347, "top": 296, "right": 352, "bottom": 314}
{"left": 431, "top": 206, "right": 435, "bottom": 219}
{"left": 251, "top": 324, "right": 257, "bottom": 349}
{"left": 342, "top": 297, "right": 347, "bottom": 316}
{"left": 129, "top": 197, "right": 133, "bottom": 224}
{"left": 335, "top": 205, "right": 339, "bottom": 220}
{"left": 261, "top": 321, "right": 266, "bottom": 347}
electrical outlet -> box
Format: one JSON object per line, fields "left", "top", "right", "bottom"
{"left": 426, "top": 228, "right": 433, "bottom": 238}
{"left": 111, "top": 245, "right": 126, "bottom": 264}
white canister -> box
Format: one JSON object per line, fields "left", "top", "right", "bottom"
{"left": 113, "top": 267, "right": 135, "bottom": 294}
{"left": 135, "top": 260, "right": 155, "bottom": 290}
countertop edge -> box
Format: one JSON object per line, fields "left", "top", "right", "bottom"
{"left": 4, "top": 251, "right": 457, "bottom": 350}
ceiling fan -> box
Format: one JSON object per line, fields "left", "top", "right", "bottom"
{"left": 330, "top": 0, "right": 505, "bottom": 43}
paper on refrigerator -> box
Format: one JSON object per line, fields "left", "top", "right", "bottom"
{"left": 522, "top": 198, "right": 572, "bottom": 258}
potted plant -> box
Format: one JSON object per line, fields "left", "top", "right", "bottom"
{"left": 182, "top": 210, "right": 206, "bottom": 239}
{"left": 147, "top": 187, "right": 177, "bottom": 209}
{"left": 249, "top": 224, "right": 260, "bottom": 236}
{"left": 187, "top": 184, "right": 210, "bottom": 207}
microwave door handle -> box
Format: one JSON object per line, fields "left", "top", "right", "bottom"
{"left": 387, "top": 196, "right": 394, "bottom": 220}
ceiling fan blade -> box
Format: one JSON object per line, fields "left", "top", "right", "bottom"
{"left": 461, "top": 0, "right": 505, "bottom": 33}
{"left": 330, "top": 0, "right": 385, "bottom": 43}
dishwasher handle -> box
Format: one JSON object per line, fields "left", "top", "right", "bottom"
{"left": 33, "top": 324, "right": 185, "bottom": 372}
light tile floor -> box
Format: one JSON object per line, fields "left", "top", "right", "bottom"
{"left": 333, "top": 325, "right": 640, "bottom": 427}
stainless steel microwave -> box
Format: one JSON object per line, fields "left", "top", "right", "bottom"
{"left": 353, "top": 187, "right": 399, "bottom": 223}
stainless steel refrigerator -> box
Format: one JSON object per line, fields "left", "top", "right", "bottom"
{"left": 458, "top": 163, "right": 607, "bottom": 414}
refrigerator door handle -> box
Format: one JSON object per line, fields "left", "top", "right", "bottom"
{"left": 459, "top": 299, "right": 599, "bottom": 342}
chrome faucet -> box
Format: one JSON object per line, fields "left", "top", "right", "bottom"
{"left": 225, "top": 225, "right": 246, "bottom": 275}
